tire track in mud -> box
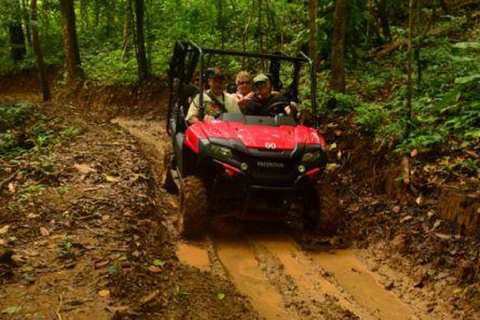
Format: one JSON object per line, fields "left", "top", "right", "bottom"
{"left": 115, "top": 117, "right": 451, "bottom": 320}
{"left": 178, "top": 234, "right": 422, "bottom": 320}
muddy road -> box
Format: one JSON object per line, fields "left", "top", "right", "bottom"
{"left": 114, "top": 116, "right": 460, "bottom": 320}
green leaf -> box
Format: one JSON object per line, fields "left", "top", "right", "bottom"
{"left": 455, "top": 74, "right": 480, "bottom": 84}
{"left": 153, "top": 260, "right": 166, "bottom": 266}
{"left": 452, "top": 42, "right": 480, "bottom": 49}
{"left": 217, "top": 293, "right": 225, "bottom": 300}
{"left": 2, "top": 306, "right": 21, "bottom": 314}
{"left": 108, "top": 265, "right": 118, "bottom": 274}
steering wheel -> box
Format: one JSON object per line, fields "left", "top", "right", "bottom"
{"left": 266, "top": 100, "right": 290, "bottom": 117}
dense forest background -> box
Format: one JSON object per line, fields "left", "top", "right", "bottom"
{"left": 1, "top": 0, "right": 480, "bottom": 185}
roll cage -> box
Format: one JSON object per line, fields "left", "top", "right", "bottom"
{"left": 166, "top": 40, "right": 318, "bottom": 136}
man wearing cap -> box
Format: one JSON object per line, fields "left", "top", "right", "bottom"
{"left": 245, "top": 73, "right": 295, "bottom": 117}
{"left": 186, "top": 68, "right": 240, "bottom": 124}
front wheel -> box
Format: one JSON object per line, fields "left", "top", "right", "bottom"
{"left": 178, "top": 176, "right": 208, "bottom": 238}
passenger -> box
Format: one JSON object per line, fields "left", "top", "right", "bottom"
{"left": 244, "top": 73, "right": 296, "bottom": 117}
{"left": 232, "top": 71, "right": 254, "bottom": 110}
{"left": 186, "top": 68, "right": 240, "bottom": 124}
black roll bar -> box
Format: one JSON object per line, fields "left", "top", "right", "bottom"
{"left": 167, "top": 40, "right": 319, "bottom": 134}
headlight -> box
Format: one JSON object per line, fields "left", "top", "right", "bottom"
{"left": 301, "top": 151, "right": 322, "bottom": 163}
{"left": 208, "top": 144, "right": 233, "bottom": 159}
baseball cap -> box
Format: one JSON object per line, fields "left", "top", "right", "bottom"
{"left": 207, "top": 68, "right": 226, "bottom": 80}
{"left": 252, "top": 73, "right": 270, "bottom": 85}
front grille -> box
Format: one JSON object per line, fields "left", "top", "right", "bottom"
{"left": 234, "top": 150, "right": 296, "bottom": 184}
{"left": 252, "top": 159, "right": 292, "bottom": 176}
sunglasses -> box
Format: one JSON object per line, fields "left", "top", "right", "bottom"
{"left": 237, "top": 81, "right": 251, "bottom": 85}
{"left": 253, "top": 81, "right": 267, "bottom": 87}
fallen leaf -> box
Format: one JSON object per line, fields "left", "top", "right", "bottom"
{"left": 8, "top": 182, "right": 15, "bottom": 193}
{"left": 22, "top": 266, "right": 34, "bottom": 273}
{"left": 98, "top": 289, "right": 110, "bottom": 298}
{"left": 453, "top": 288, "right": 464, "bottom": 294}
{"left": 168, "top": 198, "right": 178, "bottom": 208}
{"left": 334, "top": 130, "right": 343, "bottom": 137}
{"left": 101, "top": 215, "right": 110, "bottom": 221}
{"left": 416, "top": 195, "right": 424, "bottom": 206}
{"left": 410, "top": 149, "right": 418, "bottom": 157}
{"left": 336, "top": 151, "right": 342, "bottom": 160}
{"left": 106, "top": 306, "right": 130, "bottom": 313}
{"left": 2, "top": 306, "right": 21, "bottom": 315}
{"left": 0, "top": 239, "right": 6, "bottom": 246}
{"left": 0, "top": 225, "right": 10, "bottom": 234}
{"left": 465, "top": 150, "right": 479, "bottom": 159}
{"left": 104, "top": 175, "right": 120, "bottom": 183}
{"left": 329, "top": 143, "right": 337, "bottom": 151}
{"left": 139, "top": 290, "right": 159, "bottom": 305}
{"left": 39, "top": 227, "right": 50, "bottom": 236}
{"left": 401, "top": 215, "right": 412, "bottom": 223}
{"left": 27, "top": 213, "right": 40, "bottom": 219}
{"left": 217, "top": 293, "right": 225, "bottom": 300}
{"left": 95, "top": 259, "right": 110, "bottom": 269}
{"left": 392, "top": 206, "right": 401, "bottom": 213}
{"left": 326, "top": 163, "right": 339, "bottom": 172}
{"left": 148, "top": 266, "right": 162, "bottom": 273}
{"left": 74, "top": 163, "right": 97, "bottom": 174}
{"left": 434, "top": 233, "right": 451, "bottom": 240}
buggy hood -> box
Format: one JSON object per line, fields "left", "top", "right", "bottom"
{"left": 185, "top": 119, "right": 325, "bottom": 152}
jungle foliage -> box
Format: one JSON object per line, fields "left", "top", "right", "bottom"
{"left": 1, "top": 0, "right": 479, "bottom": 181}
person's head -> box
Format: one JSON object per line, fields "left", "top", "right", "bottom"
{"left": 252, "top": 73, "right": 271, "bottom": 98}
{"left": 207, "top": 68, "right": 226, "bottom": 95}
{"left": 235, "top": 71, "right": 252, "bottom": 95}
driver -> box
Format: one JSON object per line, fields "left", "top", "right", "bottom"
{"left": 244, "top": 73, "right": 295, "bottom": 117}
{"left": 186, "top": 68, "right": 240, "bottom": 124}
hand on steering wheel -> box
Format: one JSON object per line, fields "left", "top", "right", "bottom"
{"left": 267, "top": 100, "right": 290, "bottom": 117}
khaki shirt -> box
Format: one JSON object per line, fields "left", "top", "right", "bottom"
{"left": 186, "top": 91, "right": 240, "bottom": 122}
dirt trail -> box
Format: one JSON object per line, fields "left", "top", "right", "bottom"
{"left": 114, "top": 115, "right": 460, "bottom": 320}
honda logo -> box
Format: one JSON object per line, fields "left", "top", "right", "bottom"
{"left": 256, "top": 161, "right": 285, "bottom": 168}
{"left": 265, "top": 142, "right": 277, "bottom": 149}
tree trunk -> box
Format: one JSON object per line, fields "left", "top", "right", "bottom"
{"left": 122, "top": 0, "right": 133, "bottom": 60}
{"left": 330, "top": 0, "right": 349, "bottom": 93}
{"left": 406, "top": 0, "right": 414, "bottom": 140}
{"left": 60, "top": 0, "right": 84, "bottom": 86}
{"left": 216, "top": 0, "right": 225, "bottom": 49}
{"left": 94, "top": 0, "right": 100, "bottom": 28}
{"left": 258, "top": 0, "right": 264, "bottom": 55}
{"left": 9, "top": 14, "right": 27, "bottom": 63}
{"left": 403, "top": 0, "right": 415, "bottom": 189}
{"left": 378, "top": 0, "right": 391, "bottom": 41}
{"left": 31, "top": 0, "right": 50, "bottom": 101}
{"left": 21, "top": 0, "right": 32, "bottom": 48}
{"left": 439, "top": 0, "right": 449, "bottom": 14}
{"left": 133, "top": 0, "right": 149, "bottom": 82}
{"left": 307, "top": 0, "right": 319, "bottom": 70}
{"left": 80, "top": 0, "right": 89, "bottom": 29}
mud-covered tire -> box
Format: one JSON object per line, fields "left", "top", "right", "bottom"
{"left": 304, "top": 182, "right": 342, "bottom": 235}
{"left": 162, "top": 150, "right": 177, "bottom": 193}
{"left": 178, "top": 176, "right": 208, "bottom": 238}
